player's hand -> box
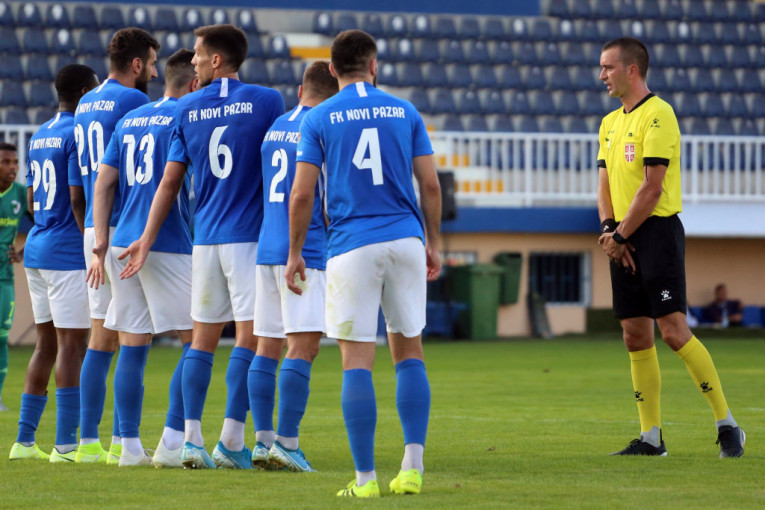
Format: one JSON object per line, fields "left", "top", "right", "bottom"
{"left": 118, "top": 238, "right": 150, "bottom": 280}
{"left": 285, "top": 254, "right": 306, "bottom": 295}
{"left": 619, "top": 249, "right": 636, "bottom": 274}
{"left": 425, "top": 242, "right": 441, "bottom": 281}
{"left": 6, "top": 245, "right": 22, "bottom": 263}
{"left": 86, "top": 252, "right": 106, "bottom": 289}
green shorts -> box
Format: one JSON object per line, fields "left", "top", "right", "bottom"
{"left": 0, "top": 283, "right": 15, "bottom": 330}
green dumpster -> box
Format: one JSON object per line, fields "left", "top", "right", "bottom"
{"left": 449, "top": 264, "right": 503, "bottom": 339}
{"left": 492, "top": 252, "right": 522, "bottom": 305}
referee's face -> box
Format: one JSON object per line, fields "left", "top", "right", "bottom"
{"left": 599, "top": 47, "right": 626, "bottom": 98}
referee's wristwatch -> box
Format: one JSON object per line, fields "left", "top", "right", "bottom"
{"left": 612, "top": 231, "right": 629, "bottom": 244}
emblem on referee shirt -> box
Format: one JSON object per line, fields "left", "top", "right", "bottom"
{"left": 624, "top": 143, "right": 635, "bottom": 163}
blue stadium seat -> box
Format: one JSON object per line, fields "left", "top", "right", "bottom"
{"left": 53, "top": 54, "right": 77, "bottom": 73}
{"left": 741, "top": 306, "right": 763, "bottom": 327}
{"left": 181, "top": 8, "right": 203, "bottom": 32}
{"left": 530, "top": 19, "right": 553, "bottom": 42}
{"left": 78, "top": 30, "right": 105, "bottom": 56}
{"left": 564, "top": 43, "right": 586, "bottom": 66}
{"left": 268, "top": 36, "right": 291, "bottom": 60}
{"left": 557, "top": 91, "right": 580, "bottom": 116}
{"left": 683, "top": 44, "right": 705, "bottom": 68}
{"left": 686, "top": 1, "right": 710, "bottom": 22}
{"left": 449, "top": 64, "right": 473, "bottom": 89}
{"left": 376, "top": 38, "right": 391, "bottom": 61}
{"left": 640, "top": 0, "right": 662, "bottom": 19}
{"left": 619, "top": 0, "right": 638, "bottom": 19}
{"left": 409, "top": 89, "right": 431, "bottom": 114}
{"left": 160, "top": 33, "right": 182, "bottom": 58}
{"left": 649, "top": 68, "right": 668, "bottom": 93}
{"left": 246, "top": 35, "right": 264, "bottom": 59}
{"left": 128, "top": 7, "right": 152, "bottom": 30}
{"left": 732, "top": 0, "right": 752, "bottom": 22}
{"left": 0, "top": 2, "right": 14, "bottom": 26}
{"left": 313, "top": 12, "right": 333, "bottom": 36}
{"left": 26, "top": 55, "right": 52, "bottom": 81}
{"left": 279, "top": 86, "right": 298, "bottom": 111}
{"left": 548, "top": 0, "right": 569, "bottom": 18}
{"left": 423, "top": 63, "right": 448, "bottom": 88}
{"left": 4, "top": 106, "right": 29, "bottom": 124}
{"left": 539, "top": 42, "right": 561, "bottom": 66}
{"left": 677, "top": 93, "right": 701, "bottom": 118}
{"left": 727, "top": 94, "right": 749, "bottom": 118}
{"left": 271, "top": 60, "right": 296, "bottom": 85}
{"left": 573, "top": 66, "right": 599, "bottom": 91}
{"left": 483, "top": 19, "right": 505, "bottom": 41}
{"left": 1, "top": 81, "right": 26, "bottom": 107}
{"left": 731, "top": 46, "right": 752, "bottom": 69}
{"left": 71, "top": 5, "right": 97, "bottom": 29}
{"left": 602, "top": 22, "right": 623, "bottom": 43}
{"left": 579, "top": 20, "right": 600, "bottom": 43}
{"left": 50, "top": 28, "right": 76, "bottom": 55}
{"left": 411, "top": 14, "right": 432, "bottom": 39}
{"left": 743, "top": 23, "right": 762, "bottom": 46}
{"left": 706, "top": 2, "right": 731, "bottom": 22}
{"left": 498, "top": 65, "right": 523, "bottom": 90}
{"left": 361, "top": 14, "right": 383, "bottom": 38}
{"left": 688, "top": 117, "right": 710, "bottom": 135}
{"left": 509, "top": 91, "right": 531, "bottom": 116}
{"left": 714, "top": 118, "right": 735, "bottom": 135}
{"left": 492, "top": 115, "right": 514, "bottom": 133}
{"left": 205, "top": 8, "right": 228, "bottom": 26}
{"left": 146, "top": 81, "right": 163, "bottom": 102}
{"left": 519, "top": 116, "right": 540, "bottom": 133}
{"left": 572, "top": 0, "right": 594, "bottom": 19}
{"left": 17, "top": 2, "right": 42, "bottom": 27}
{"left": 32, "top": 107, "right": 56, "bottom": 125}
{"left": 398, "top": 62, "right": 423, "bottom": 87}
{"left": 468, "top": 41, "right": 491, "bottom": 65}
{"left": 739, "top": 119, "right": 759, "bottom": 136}
{"left": 550, "top": 67, "right": 574, "bottom": 91}
{"left": 0, "top": 26, "right": 20, "bottom": 53}
{"left": 378, "top": 62, "right": 397, "bottom": 86}
{"left": 648, "top": 21, "right": 672, "bottom": 44}
{"left": 674, "top": 21, "right": 693, "bottom": 44}
{"left": 241, "top": 59, "right": 270, "bottom": 85}
{"left": 460, "top": 17, "right": 481, "bottom": 40}
{"left": 386, "top": 14, "right": 409, "bottom": 38}
{"left": 236, "top": 9, "right": 259, "bottom": 35}
{"left": 508, "top": 18, "right": 529, "bottom": 41}
{"left": 667, "top": 68, "right": 691, "bottom": 93}
{"left": 740, "top": 69, "right": 762, "bottom": 94}
{"left": 483, "top": 90, "right": 507, "bottom": 114}
{"left": 28, "top": 80, "right": 55, "bottom": 108}
{"left": 703, "top": 94, "right": 725, "bottom": 118}
{"left": 458, "top": 90, "right": 481, "bottom": 114}
{"left": 23, "top": 28, "right": 49, "bottom": 55}
{"left": 442, "top": 40, "right": 466, "bottom": 64}
{"left": 543, "top": 117, "right": 564, "bottom": 133}
{"left": 581, "top": 90, "right": 605, "bottom": 116}
{"left": 82, "top": 56, "right": 107, "bottom": 80}
{"left": 755, "top": 46, "right": 765, "bottom": 68}
{"left": 435, "top": 17, "right": 457, "bottom": 40}
{"left": 594, "top": 0, "right": 616, "bottom": 19}
{"left": 534, "top": 91, "right": 556, "bottom": 115}
{"left": 556, "top": 19, "right": 576, "bottom": 42}
{"left": 659, "top": 44, "right": 681, "bottom": 69}
{"left": 567, "top": 116, "right": 589, "bottom": 133}
{"left": 493, "top": 41, "right": 514, "bottom": 65}
{"left": 754, "top": 94, "right": 765, "bottom": 121}
{"left": 418, "top": 39, "right": 440, "bottom": 62}
{"left": 100, "top": 7, "right": 124, "bottom": 30}
{"left": 0, "top": 54, "right": 20, "bottom": 79}
{"left": 717, "top": 72, "right": 739, "bottom": 94}
{"left": 394, "top": 38, "right": 415, "bottom": 62}
{"left": 466, "top": 115, "right": 489, "bottom": 132}
{"left": 432, "top": 88, "right": 456, "bottom": 114}
{"left": 663, "top": 0, "right": 684, "bottom": 21}
{"left": 629, "top": 20, "right": 647, "bottom": 40}
{"left": 720, "top": 22, "right": 742, "bottom": 46}
{"left": 756, "top": 2, "right": 765, "bottom": 22}
{"left": 153, "top": 8, "right": 178, "bottom": 32}
{"left": 46, "top": 3, "right": 70, "bottom": 28}
{"left": 516, "top": 42, "right": 538, "bottom": 66}
{"left": 525, "top": 66, "right": 546, "bottom": 90}
{"left": 707, "top": 46, "right": 729, "bottom": 69}
{"left": 474, "top": 65, "right": 498, "bottom": 89}
{"left": 442, "top": 114, "right": 463, "bottom": 131}
{"left": 336, "top": 13, "right": 357, "bottom": 33}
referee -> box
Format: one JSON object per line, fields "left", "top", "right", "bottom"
{"left": 595, "top": 38, "right": 744, "bottom": 457}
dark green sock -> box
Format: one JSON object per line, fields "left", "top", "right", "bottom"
{"left": 0, "top": 334, "right": 8, "bottom": 398}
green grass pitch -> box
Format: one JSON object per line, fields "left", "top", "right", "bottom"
{"left": 1, "top": 336, "right": 763, "bottom": 509}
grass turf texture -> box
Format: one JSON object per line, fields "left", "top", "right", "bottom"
{"left": 1, "top": 336, "right": 763, "bottom": 509}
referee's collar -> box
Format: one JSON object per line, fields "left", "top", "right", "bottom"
{"left": 623, "top": 93, "right": 654, "bottom": 114}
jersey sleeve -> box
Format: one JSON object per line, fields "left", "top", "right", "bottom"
{"left": 596, "top": 118, "right": 606, "bottom": 168}
{"left": 166, "top": 120, "right": 189, "bottom": 165}
{"left": 411, "top": 108, "right": 434, "bottom": 157}
{"left": 68, "top": 129, "right": 83, "bottom": 187}
{"left": 25, "top": 151, "right": 33, "bottom": 188}
{"left": 268, "top": 89, "right": 286, "bottom": 128}
{"left": 18, "top": 183, "right": 28, "bottom": 215}
{"left": 295, "top": 110, "right": 324, "bottom": 168}
{"left": 100, "top": 130, "right": 121, "bottom": 169}
{"left": 642, "top": 106, "right": 679, "bottom": 167}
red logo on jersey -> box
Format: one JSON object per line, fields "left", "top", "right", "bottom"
{"left": 624, "top": 143, "right": 635, "bottom": 163}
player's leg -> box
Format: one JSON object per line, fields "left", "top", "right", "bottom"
{"left": 381, "top": 238, "right": 429, "bottom": 495}
{"left": 154, "top": 329, "right": 190, "bottom": 467}
{"left": 0, "top": 282, "right": 15, "bottom": 411}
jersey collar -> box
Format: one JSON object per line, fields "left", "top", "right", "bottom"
{"left": 623, "top": 93, "right": 654, "bottom": 114}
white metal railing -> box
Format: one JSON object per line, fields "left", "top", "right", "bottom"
{"left": 431, "top": 132, "right": 765, "bottom": 207}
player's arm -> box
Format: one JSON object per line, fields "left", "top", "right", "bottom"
{"left": 413, "top": 154, "right": 442, "bottom": 281}
{"left": 285, "top": 161, "right": 320, "bottom": 295}
{"left": 69, "top": 186, "right": 86, "bottom": 233}
{"left": 26, "top": 186, "right": 34, "bottom": 220}
{"left": 118, "top": 161, "right": 187, "bottom": 279}
{"left": 597, "top": 166, "right": 615, "bottom": 229}
{"left": 87, "top": 163, "right": 118, "bottom": 288}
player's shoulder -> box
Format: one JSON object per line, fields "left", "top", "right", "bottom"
{"left": 234, "top": 81, "right": 282, "bottom": 101}
{"left": 11, "top": 181, "right": 26, "bottom": 195}
{"left": 645, "top": 94, "right": 677, "bottom": 117}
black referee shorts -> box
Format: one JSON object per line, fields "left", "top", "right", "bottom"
{"left": 610, "top": 214, "right": 687, "bottom": 320}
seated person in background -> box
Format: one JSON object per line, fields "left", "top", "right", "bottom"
{"left": 703, "top": 284, "right": 743, "bottom": 327}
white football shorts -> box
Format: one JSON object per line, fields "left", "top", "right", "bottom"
{"left": 253, "top": 264, "right": 326, "bottom": 338}
{"left": 83, "top": 226, "right": 113, "bottom": 319}
{"left": 191, "top": 243, "right": 257, "bottom": 323}
{"left": 325, "top": 237, "right": 426, "bottom": 343}
{"left": 25, "top": 267, "right": 90, "bottom": 329}
{"left": 105, "top": 247, "right": 192, "bottom": 334}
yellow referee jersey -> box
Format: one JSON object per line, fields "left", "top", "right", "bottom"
{"left": 597, "top": 94, "right": 682, "bottom": 222}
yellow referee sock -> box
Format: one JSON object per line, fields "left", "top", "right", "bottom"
{"left": 675, "top": 336, "right": 730, "bottom": 422}
{"left": 629, "top": 346, "right": 662, "bottom": 440}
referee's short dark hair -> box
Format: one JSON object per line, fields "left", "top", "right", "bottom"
{"left": 0, "top": 142, "right": 16, "bottom": 153}
{"left": 302, "top": 61, "right": 338, "bottom": 101}
{"left": 55, "top": 64, "right": 98, "bottom": 104}
{"left": 331, "top": 30, "right": 377, "bottom": 78}
{"left": 194, "top": 24, "right": 248, "bottom": 72}
{"left": 603, "top": 37, "right": 649, "bottom": 79}
{"left": 165, "top": 49, "right": 196, "bottom": 90}
{"left": 108, "top": 27, "right": 160, "bottom": 73}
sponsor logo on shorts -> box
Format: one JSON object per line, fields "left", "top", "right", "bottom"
{"left": 660, "top": 289, "right": 671, "bottom": 301}
{"left": 624, "top": 143, "right": 635, "bottom": 163}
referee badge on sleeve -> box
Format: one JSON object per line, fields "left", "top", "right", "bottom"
{"left": 624, "top": 143, "right": 635, "bottom": 163}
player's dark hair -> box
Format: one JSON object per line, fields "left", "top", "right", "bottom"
{"left": 0, "top": 142, "right": 17, "bottom": 153}
{"left": 55, "top": 64, "right": 98, "bottom": 104}
{"left": 603, "top": 37, "right": 649, "bottom": 79}
{"left": 108, "top": 27, "right": 160, "bottom": 72}
{"left": 302, "top": 60, "right": 338, "bottom": 101}
{"left": 194, "top": 24, "right": 248, "bottom": 72}
{"left": 331, "top": 29, "right": 377, "bottom": 78}
{"left": 165, "top": 49, "right": 196, "bottom": 90}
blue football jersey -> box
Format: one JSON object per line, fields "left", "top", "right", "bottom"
{"left": 100, "top": 97, "right": 192, "bottom": 254}
{"left": 167, "top": 78, "right": 285, "bottom": 245}
{"left": 257, "top": 106, "right": 326, "bottom": 269}
{"left": 71, "top": 79, "right": 150, "bottom": 229}
{"left": 24, "top": 112, "right": 85, "bottom": 271}
{"left": 296, "top": 82, "right": 433, "bottom": 258}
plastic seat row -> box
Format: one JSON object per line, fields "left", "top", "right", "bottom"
{"left": 0, "top": 2, "right": 259, "bottom": 34}
{"left": 549, "top": 0, "right": 761, "bottom": 24}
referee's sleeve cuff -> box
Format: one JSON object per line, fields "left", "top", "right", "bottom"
{"left": 643, "top": 157, "right": 669, "bottom": 167}
{"left": 597, "top": 159, "right": 606, "bottom": 168}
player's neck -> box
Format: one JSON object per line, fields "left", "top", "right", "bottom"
{"left": 107, "top": 72, "right": 137, "bottom": 89}
{"left": 0, "top": 181, "right": 11, "bottom": 193}
{"left": 58, "top": 101, "right": 77, "bottom": 114}
{"left": 621, "top": 83, "right": 651, "bottom": 113}
{"left": 337, "top": 76, "right": 373, "bottom": 90}
{"left": 213, "top": 70, "right": 239, "bottom": 82}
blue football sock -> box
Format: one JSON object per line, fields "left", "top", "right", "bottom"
{"left": 225, "top": 347, "right": 255, "bottom": 422}
{"left": 395, "top": 358, "right": 430, "bottom": 446}
{"left": 247, "top": 355, "right": 278, "bottom": 432}
{"left": 17, "top": 393, "right": 48, "bottom": 443}
{"left": 182, "top": 349, "right": 214, "bottom": 421}
{"left": 277, "top": 358, "right": 312, "bottom": 438}
{"left": 114, "top": 345, "right": 150, "bottom": 438}
{"left": 79, "top": 349, "right": 115, "bottom": 440}
{"left": 165, "top": 343, "right": 190, "bottom": 432}
{"left": 342, "top": 369, "right": 376, "bottom": 472}
{"left": 55, "top": 387, "right": 80, "bottom": 446}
